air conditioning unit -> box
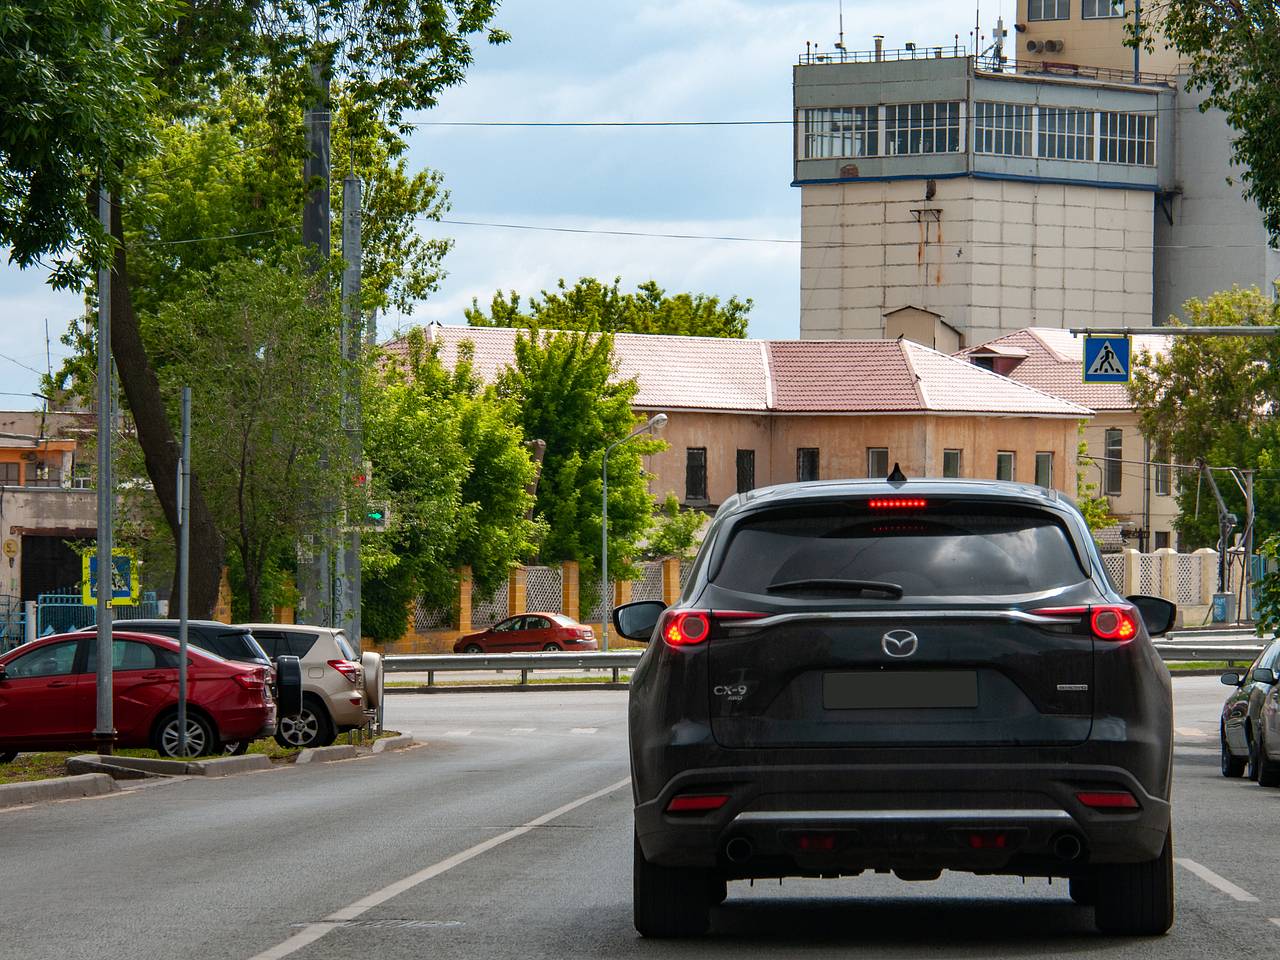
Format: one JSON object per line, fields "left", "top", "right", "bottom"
{"left": 1044, "top": 39, "right": 1065, "bottom": 53}
{"left": 20, "top": 452, "right": 36, "bottom": 462}
{"left": 1025, "top": 39, "right": 1045, "bottom": 53}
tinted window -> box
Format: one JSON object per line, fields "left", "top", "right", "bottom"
{"left": 8, "top": 640, "right": 78, "bottom": 678}
{"left": 213, "top": 631, "right": 270, "bottom": 664}
{"left": 251, "top": 632, "right": 284, "bottom": 659}
{"left": 86, "top": 640, "right": 174, "bottom": 673}
{"left": 526, "top": 617, "right": 551, "bottom": 630}
{"left": 714, "top": 504, "right": 1087, "bottom": 598}
{"left": 290, "top": 633, "right": 322, "bottom": 658}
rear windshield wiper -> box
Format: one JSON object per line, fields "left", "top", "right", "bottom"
{"left": 765, "top": 578, "right": 904, "bottom": 599}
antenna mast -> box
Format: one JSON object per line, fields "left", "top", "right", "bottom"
{"left": 836, "top": 0, "right": 845, "bottom": 53}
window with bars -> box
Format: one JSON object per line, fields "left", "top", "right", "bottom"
{"left": 802, "top": 107, "right": 879, "bottom": 159}
{"left": 1038, "top": 108, "right": 1094, "bottom": 161}
{"left": 1104, "top": 428, "right": 1123, "bottom": 495}
{"left": 1028, "top": 0, "right": 1070, "bottom": 18}
{"left": 736, "top": 449, "right": 755, "bottom": 494}
{"left": 685, "top": 448, "right": 707, "bottom": 502}
{"left": 1035, "top": 452, "right": 1054, "bottom": 489}
{"left": 867, "top": 447, "right": 889, "bottom": 479}
{"left": 973, "top": 101, "right": 1032, "bottom": 157}
{"left": 942, "top": 449, "right": 962, "bottom": 478}
{"left": 996, "top": 451, "right": 1016, "bottom": 482}
{"left": 0, "top": 462, "right": 18, "bottom": 485}
{"left": 885, "top": 102, "right": 961, "bottom": 156}
{"left": 1153, "top": 531, "right": 1170, "bottom": 550}
{"left": 797, "top": 448, "right": 820, "bottom": 482}
{"left": 1082, "top": 0, "right": 1123, "bottom": 17}
{"left": 1099, "top": 111, "right": 1155, "bottom": 166}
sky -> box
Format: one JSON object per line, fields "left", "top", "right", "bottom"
{"left": 0, "top": 0, "right": 1015, "bottom": 409}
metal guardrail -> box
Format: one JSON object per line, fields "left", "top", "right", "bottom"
{"left": 385, "top": 640, "right": 1267, "bottom": 687}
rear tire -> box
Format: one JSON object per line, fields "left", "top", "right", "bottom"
{"left": 1093, "top": 830, "right": 1174, "bottom": 935}
{"left": 153, "top": 711, "right": 216, "bottom": 758}
{"left": 1247, "top": 728, "right": 1261, "bottom": 781}
{"left": 222, "top": 740, "right": 250, "bottom": 756}
{"left": 1221, "top": 726, "right": 1246, "bottom": 778}
{"left": 1256, "top": 730, "right": 1280, "bottom": 787}
{"left": 633, "top": 832, "right": 711, "bottom": 938}
{"left": 274, "top": 697, "right": 336, "bottom": 749}
{"left": 1069, "top": 874, "right": 1097, "bottom": 906}
{"left": 464, "top": 644, "right": 483, "bottom": 654}
{"left": 542, "top": 642, "right": 560, "bottom": 651}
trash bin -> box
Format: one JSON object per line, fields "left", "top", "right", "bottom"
{"left": 1212, "top": 592, "right": 1237, "bottom": 623}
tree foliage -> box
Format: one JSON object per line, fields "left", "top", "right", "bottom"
{"left": 1137, "top": 2, "right": 1280, "bottom": 240}
{"left": 1075, "top": 426, "right": 1116, "bottom": 534}
{"left": 467, "top": 276, "right": 752, "bottom": 338}
{"left": 361, "top": 331, "right": 541, "bottom": 643}
{"left": 496, "top": 329, "right": 663, "bottom": 586}
{"left": 1128, "top": 286, "right": 1280, "bottom": 547}
{"left": 644, "top": 495, "right": 706, "bottom": 561}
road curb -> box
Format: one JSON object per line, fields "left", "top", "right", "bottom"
{"left": 387, "top": 682, "right": 630, "bottom": 694}
{"left": 64, "top": 753, "right": 272, "bottom": 778}
{"left": 65, "top": 756, "right": 155, "bottom": 780}
{"left": 0, "top": 772, "right": 117, "bottom": 809}
{"left": 296, "top": 744, "right": 359, "bottom": 764}
{"left": 371, "top": 734, "right": 417, "bottom": 754}
{"left": 187, "top": 754, "right": 273, "bottom": 777}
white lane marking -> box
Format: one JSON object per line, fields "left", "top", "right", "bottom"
{"left": 1175, "top": 726, "right": 1210, "bottom": 739}
{"left": 1271, "top": 918, "right": 1280, "bottom": 929}
{"left": 570, "top": 727, "right": 598, "bottom": 735}
{"left": 1176, "top": 858, "right": 1259, "bottom": 902}
{"left": 510, "top": 727, "right": 536, "bottom": 734}
{"left": 247, "top": 776, "right": 631, "bottom": 960}
{"left": 443, "top": 730, "right": 472, "bottom": 736}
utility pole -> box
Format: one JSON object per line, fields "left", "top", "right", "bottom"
{"left": 337, "top": 174, "right": 362, "bottom": 644}
{"left": 299, "top": 61, "right": 332, "bottom": 626}
{"left": 176, "top": 388, "right": 191, "bottom": 755}
{"left": 94, "top": 170, "right": 114, "bottom": 755}
{"left": 1243, "top": 469, "right": 1255, "bottom": 620}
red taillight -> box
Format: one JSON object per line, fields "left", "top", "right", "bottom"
{"left": 666, "top": 794, "right": 729, "bottom": 814}
{"left": 1031, "top": 604, "right": 1139, "bottom": 642}
{"left": 1076, "top": 790, "right": 1139, "bottom": 810}
{"left": 661, "top": 611, "right": 711, "bottom": 647}
{"left": 328, "top": 659, "right": 361, "bottom": 683}
{"left": 234, "top": 670, "right": 266, "bottom": 692}
{"left": 868, "top": 497, "right": 927, "bottom": 509}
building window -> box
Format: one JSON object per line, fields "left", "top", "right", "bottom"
{"left": 0, "top": 462, "right": 17, "bottom": 485}
{"left": 973, "top": 101, "right": 1032, "bottom": 157}
{"left": 1037, "top": 107, "right": 1094, "bottom": 161}
{"left": 943, "top": 449, "right": 963, "bottom": 478}
{"left": 25, "top": 460, "right": 61, "bottom": 487}
{"left": 685, "top": 448, "right": 707, "bottom": 502}
{"left": 885, "top": 101, "right": 962, "bottom": 156}
{"left": 797, "top": 447, "right": 820, "bottom": 482}
{"left": 1153, "top": 531, "right": 1170, "bottom": 550}
{"left": 996, "top": 451, "right": 1016, "bottom": 482}
{"left": 867, "top": 447, "right": 889, "bottom": 479}
{"left": 1082, "top": 0, "right": 1124, "bottom": 18}
{"left": 1104, "top": 428, "right": 1123, "bottom": 496}
{"left": 1028, "top": 0, "right": 1070, "bottom": 19}
{"left": 802, "top": 107, "right": 879, "bottom": 159}
{"left": 1099, "top": 112, "right": 1156, "bottom": 166}
{"left": 736, "top": 449, "right": 756, "bottom": 494}
{"left": 1154, "top": 442, "right": 1171, "bottom": 496}
{"left": 1035, "top": 452, "right": 1054, "bottom": 488}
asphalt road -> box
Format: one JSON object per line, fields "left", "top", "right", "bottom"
{"left": 3, "top": 677, "right": 1278, "bottom": 960}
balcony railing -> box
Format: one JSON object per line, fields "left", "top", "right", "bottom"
{"left": 798, "top": 44, "right": 966, "bottom": 65}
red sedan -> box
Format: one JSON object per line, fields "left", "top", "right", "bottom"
{"left": 454, "top": 613, "right": 598, "bottom": 653}
{"left": 0, "top": 630, "right": 276, "bottom": 760}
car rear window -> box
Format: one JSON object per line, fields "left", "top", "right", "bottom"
{"left": 333, "top": 632, "right": 356, "bottom": 660}
{"left": 713, "top": 503, "right": 1087, "bottom": 598}
{"left": 213, "top": 631, "right": 271, "bottom": 663}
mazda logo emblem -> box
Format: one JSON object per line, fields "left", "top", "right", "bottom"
{"left": 882, "top": 630, "right": 919, "bottom": 658}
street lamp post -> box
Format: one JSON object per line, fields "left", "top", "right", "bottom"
{"left": 601, "top": 413, "right": 667, "bottom": 650}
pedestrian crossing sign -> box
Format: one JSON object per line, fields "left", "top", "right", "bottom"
{"left": 1082, "top": 336, "right": 1132, "bottom": 384}
{"left": 81, "top": 550, "right": 141, "bottom": 606}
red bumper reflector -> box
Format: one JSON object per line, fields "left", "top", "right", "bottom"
{"left": 1076, "top": 790, "right": 1140, "bottom": 810}
{"left": 666, "top": 794, "right": 730, "bottom": 814}
{"left": 967, "top": 831, "right": 1009, "bottom": 850}
{"left": 794, "top": 832, "right": 838, "bottom": 852}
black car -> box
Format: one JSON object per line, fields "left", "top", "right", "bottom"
{"left": 614, "top": 478, "right": 1176, "bottom": 938}
{"left": 85, "top": 619, "right": 272, "bottom": 669}
{"left": 1219, "top": 638, "right": 1280, "bottom": 779}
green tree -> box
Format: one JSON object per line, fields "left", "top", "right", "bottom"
{"left": 1128, "top": 286, "right": 1280, "bottom": 547}
{"left": 1135, "top": 2, "right": 1280, "bottom": 240}
{"left": 1075, "top": 426, "right": 1116, "bottom": 535}
{"left": 644, "top": 495, "right": 706, "bottom": 561}
{"left": 496, "top": 329, "right": 663, "bottom": 587}
{"left": 467, "top": 277, "right": 752, "bottom": 338}
{"left": 362, "top": 331, "right": 541, "bottom": 643}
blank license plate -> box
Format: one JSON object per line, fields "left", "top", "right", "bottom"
{"left": 823, "top": 671, "right": 978, "bottom": 710}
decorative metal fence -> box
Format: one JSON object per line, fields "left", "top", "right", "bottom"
{"left": 525, "top": 566, "right": 562, "bottom": 612}
{"left": 35, "top": 587, "right": 161, "bottom": 636}
{"left": 470, "top": 580, "right": 509, "bottom": 630}
{"left": 0, "top": 595, "right": 25, "bottom": 652}
{"left": 1101, "top": 555, "right": 1125, "bottom": 592}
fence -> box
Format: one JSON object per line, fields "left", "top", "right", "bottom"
{"left": 34, "top": 587, "right": 162, "bottom": 636}
{"left": 0, "top": 595, "right": 25, "bottom": 652}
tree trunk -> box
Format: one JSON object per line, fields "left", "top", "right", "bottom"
{"left": 107, "top": 194, "right": 226, "bottom": 616}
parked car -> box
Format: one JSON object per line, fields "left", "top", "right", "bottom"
{"left": 1219, "top": 638, "right": 1280, "bottom": 779}
{"left": 615, "top": 478, "right": 1176, "bottom": 938}
{"left": 453, "top": 613, "right": 597, "bottom": 653}
{"left": 82, "top": 619, "right": 272, "bottom": 671}
{"left": 0, "top": 630, "right": 275, "bottom": 759}
{"left": 1253, "top": 669, "right": 1280, "bottom": 787}
{"left": 238, "top": 624, "right": 381, "bottom": 749}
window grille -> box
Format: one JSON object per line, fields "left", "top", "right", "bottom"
{"left": 1038, "top": 107, "right": 1094, "bottom": 161}
{"left": 802, "top": 107, "right": 879, "bottom": 159}
{"left": 1099, "top": 112, "right": 1155, "bottom": 166}
{"left": 974, "top": 101, "right": 1032, "bottom": 157}
{"left": 885, "top": 101, "right": 961, "bottom": 156}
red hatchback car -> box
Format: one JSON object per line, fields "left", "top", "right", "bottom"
{"left": 454, "top": 613, "right": 598, "bottom": 653}
{"left": 0, "top": 630, "right": 276, "bottom": 759}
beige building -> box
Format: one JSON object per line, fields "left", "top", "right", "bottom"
{"left": 388, "top": 325, "right": 1092, "bottom": 514}
{"left": 960, "top": 326, "right": 1176, "bottom": 549}
{"left": 1015, "top": 0, "right": 1181, "bottom": 77}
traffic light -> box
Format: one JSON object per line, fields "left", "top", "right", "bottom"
{"left": 364, "top": 501, "right": 390, "bottom": 530}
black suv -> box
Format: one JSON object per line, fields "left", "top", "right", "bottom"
{"left": 614, "top": 479, "right": 1176, "bottom": 938}
{"left": 83, "top": 620, "right": 272, "bottom": 670}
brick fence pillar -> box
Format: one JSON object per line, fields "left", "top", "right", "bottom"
{"left": 614, "top": 579, "right": 632, "bottom": 608}
{"left": 457, "top": 566, "right": 473, "bottom": 634}
{"left": 561, "top": 561, "right": 580, "bottom": 622}
{"left": 661, "top": 558, "right": 681, "bottom": 606}
{"left": 508, "top": 565, "right": 527, "bottom": 616}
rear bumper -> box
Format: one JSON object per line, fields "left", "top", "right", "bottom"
{"left": 635, "top": 761, "right": 1170, "bottom": 876}
{"left": 327, "top": 691, "right": 366, "bottom": 728}
{"left": 219, "top": 704, "right": 277, "bottom": 742}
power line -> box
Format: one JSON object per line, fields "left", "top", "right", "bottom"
{"left": 430, "top": 218, "right": 802, "bottom": 245}
{"left": 0, "top": 350, "right": 44, "bottom": 377}
{"left": 408, "top": 119, "right": 792, "bottom": 127}
{"left": 138, "top": 226, "right": 291, "bottom": 247}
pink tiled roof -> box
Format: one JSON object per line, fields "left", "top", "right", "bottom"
{"left": 380, "top": 325, "right": 1090, "bottom": 417}
{"left": 958, "top": 327, "right": 1171, "bottom": 411}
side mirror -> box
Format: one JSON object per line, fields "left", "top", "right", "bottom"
{"left": 1253, "top": 667, "right": 1276, "bottom": 685}
{"left": 1220, "top": 671, "right": 1243, "bottom": 687}
{"left": 1126, "top": 595, "right": 1176, "bottom": 638}
{"left": 613, "top": 601, "right": 666, "bottom": 642}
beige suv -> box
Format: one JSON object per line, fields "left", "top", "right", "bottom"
{"left": 240, "top": 625, "right": 383, "bottom": 749}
